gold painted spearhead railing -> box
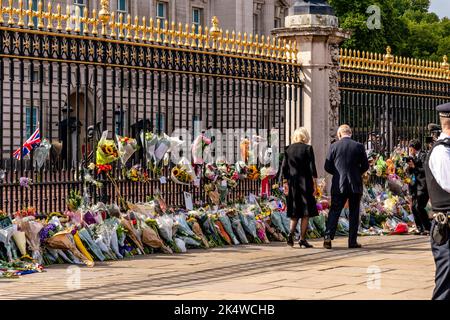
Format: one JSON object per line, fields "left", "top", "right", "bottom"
{"left": 0, "top": 0, "right": 299, "bottom": 64}
{"left": 340, "top": 46, "right": 450, "bottom": 81}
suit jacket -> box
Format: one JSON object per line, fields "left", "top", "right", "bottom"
{"left": 408, "top": 150, "right": 428, "bottom": 197}
{"left": 325, "top": 137, "right": 370, "bottom": 195}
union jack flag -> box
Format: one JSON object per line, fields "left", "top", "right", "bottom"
{"left": 12, "top": 128, "right": 41, "bottom": 160}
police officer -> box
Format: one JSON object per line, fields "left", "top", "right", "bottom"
{"left": 425, "top": 102, "right": 450, "bottom": 300}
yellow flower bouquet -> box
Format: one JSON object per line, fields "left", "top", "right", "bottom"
{"left": 96, "top": 131, "right": 119, "bottom": 165}
{"left": 171, "top": 158, "right": 196, "bottom": 185}
{"left": 247, "top": 165, "right": 260, "bottom": 181}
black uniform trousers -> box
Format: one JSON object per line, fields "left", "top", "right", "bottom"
{"left": 325, "top": 192, "right": 362, "bottom": 246}
{"left": 411, "top": 193, "right": 431, "bottom": 232}
{"left": 431, "top": 220, "right": 450, "bottom": 300}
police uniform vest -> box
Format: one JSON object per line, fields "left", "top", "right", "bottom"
{"left": 425, "top": 138, "right": 450, "bottom": 213}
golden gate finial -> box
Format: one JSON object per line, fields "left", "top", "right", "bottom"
{"left": 210, "top": 16, "right": 221, "bottom": 39}
{"left": 442, "top": 55, "right": 449, "bottom": 70}
{"left": 384, "top": 46, "right": 394, "bottom": 65}
{"left": 99, "top": 0, "right": 110, "bottom": 36}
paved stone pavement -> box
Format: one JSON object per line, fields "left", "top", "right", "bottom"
{"left": 0, "top": 235, "right": 435, "bottom": 300}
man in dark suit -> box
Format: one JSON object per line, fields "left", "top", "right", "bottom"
{"left": 324, "top": 125, "right": 370, "bottom": 249}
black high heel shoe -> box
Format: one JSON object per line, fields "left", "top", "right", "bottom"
{"left": 299, "top": 239, "right": 313, "bottom": 248}
{"left": 287, "top": 233, "right": 294, "bottom": 247}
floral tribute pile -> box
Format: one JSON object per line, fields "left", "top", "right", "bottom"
{"left": 0, "top": 191, "right": 294, "bottom": 274}
{"left": 0, "top": 133, "right": 426, "bottom": 277}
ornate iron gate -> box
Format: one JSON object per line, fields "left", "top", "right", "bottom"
{"left": 339, "top": 47, "right": 450, "bottom": 153}
{"left": 0, "top": 1, "right": 303, "bottom": 213}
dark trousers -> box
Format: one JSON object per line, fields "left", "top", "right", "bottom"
{"left": 324, "top": 192, "right": 362, "bottom": 246}
{"left": 431, "top": 221, "right": 450, "bottom": 300}
{"left": 412, "top": 194, "right": 431, "bottom": 232}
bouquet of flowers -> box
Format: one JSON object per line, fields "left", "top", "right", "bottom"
{"left": 104, "top": 218, "right": 124, "bottom": 258}
{"left": 0, "top": 224, "right": 17, "bottom": 261}
{"left": 197, "top": 213, "right": 225, "bottom": 247}
{"left": 187, "top": 216, "right": 209, "bottom": 248}
{"left": 77, "top": 228, "right": 106, "bottom": 261}
{"left": 260, "top": 167, "right": 278, "bottom": 180}
{"left": 229, "top": 212, "right": 249, "bottom": 244}
{"left": 126, "top": 164, "right": 149, "bottom": 182}
{"left": 14, "top": 207, "right": 37, "bottom": 220}
{"left": 374, "top": 156, "right": 387, "bottom": 178}
{"left": 218, "top": 211, "right": 240, "bottom": 245}
{"left": 204, "top": 183, "right": 220, "bottom": 205}
{"left": 141, "top": 131, "right": 158, "bottom": 165}
{"left": 141, "top": 218, "right": 173, "bottom": 254}
{"left": 45, "top": 230, "right": 94, "bottom": 267}
{"left": 156, "top": 214, "right": 179, "bottom": 251}
{"left": 235, "top": 161, "right": 249, "bottom": 179}
{"left": 13, "top": 229, "right": 27, "bottom": 257}
{"left": 239, "top": 211, "right": 261, "bottom": 244}
{"left": 269, "top": 211, "right": 289, "bottom": 237}
{"left": 211, "top": 215, "right": 232, "bottom": 245}
{"left": 192, "top": 133, "right": 212, "bottom": 165}
{"left": 90, "top": 223, "right": 119, "bottom": 260}
{"left": 255, "top": 220, "right": 270, "bottom": 243}
{"left": 33, "top": 139, "right": 52, "bottom": 170}
{"left": 96, "top": 131, "right": 119, "bottom": 167}
{"left": 154, "top": 134, "right": 171, "bottom": 167}
{"left": 240, "top": 137, "right": 250, "bottom": 163}
{"left": 171, "top": 158, "right": 196, "bottom": 185}
{"left": 204, "top": 163, "right": 219, "bottom": 181}
{"left": 247, "top": 165, "right": 260, "bottom": 181}
{"left": 116, "top": 135, "right": 139, "bottom": 165}
{"left": 20, "top": 219, "right": 44, "bottom": 264}
{"left": 121, "top": 218, "right": 145, "bottom": 254}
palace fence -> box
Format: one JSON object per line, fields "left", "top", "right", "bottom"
{"left": 0, "top": 1, "right": 303, "bottom": 213}
{"left": 339, "top": 47, "right": 450, "bottom": 153}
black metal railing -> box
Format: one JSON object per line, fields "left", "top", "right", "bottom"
{"left": 338, "top": 48, "right": 450, "bottom": 154}
{"left": 0, "top": 4, "right": 303, "bottom": 213}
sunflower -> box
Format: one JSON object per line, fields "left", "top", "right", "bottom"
{"left": 172, "top": 167, "right": 180, "bottom": 177}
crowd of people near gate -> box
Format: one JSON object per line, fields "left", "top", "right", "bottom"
{"left": 281, "top": 102, "right": 450, "bottom": 300}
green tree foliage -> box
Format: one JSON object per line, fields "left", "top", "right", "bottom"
{"left": 328, "top": 0, "right": 449, "bottom": 61}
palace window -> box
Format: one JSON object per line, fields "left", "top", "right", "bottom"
{"left": 117, "top": 0, "right": 128, "bottom": 22}
{"left": 26, "top": 106, "right": 39, "bottom": 137}
{"left": 156, "top": 1, "right": 168, "bottom": 29}
{"left": 274, "top": 4, "right": 286, "bottom": 28}
{"left": 253, "top": 14, "right": 259, "bottom": 35}
{"left": 274, "top": 17, "right": 281, "bottom": 28}
{"left": 29, "top": 0, "right": 38, "bottom": 28}
{"left": 192, "top": 7, "right": 203, "bottom": 34}
{"left": 73, "top": 0, "right": 85, "bottom": 33}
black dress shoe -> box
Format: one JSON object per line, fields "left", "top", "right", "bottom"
{"left": 287, "top": 233, "right": 294, "bottom": 247}
{"left": 349, "top": 243, "right": 362, "bottom": 248}
{"left": 420, "top": 230, "right": 430, "bottom": 236}
{"left": 323, "top": 239, "right": 332, "bottom": 249}
{"left": 299, "top": 239, "right": 313, "bottom": 248}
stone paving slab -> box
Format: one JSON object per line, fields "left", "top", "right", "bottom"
{"left": 0, "top": 235, "right": 436, "bottom": 300}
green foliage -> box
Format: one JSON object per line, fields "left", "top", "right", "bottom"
{"left": 328, "top": 0, "right": 449, "bottom": 61}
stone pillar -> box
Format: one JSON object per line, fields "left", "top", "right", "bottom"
{"left": 272, "top": 0, "right": 350, "bottom": 180}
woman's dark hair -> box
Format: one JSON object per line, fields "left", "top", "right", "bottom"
{"left": 409, "top": 139, "right": 422, "bottom": 151}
